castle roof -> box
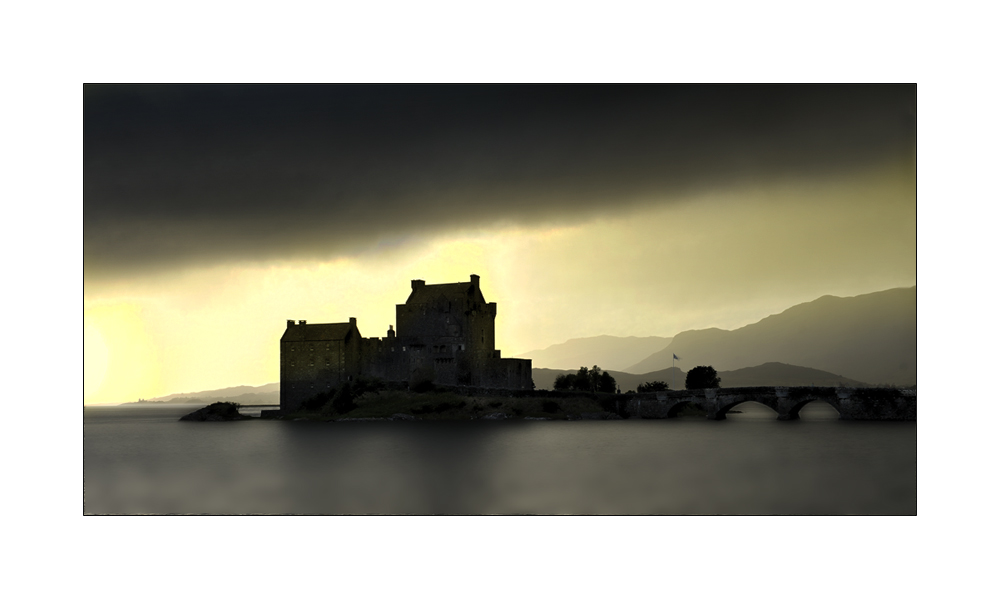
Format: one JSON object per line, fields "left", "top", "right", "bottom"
{"left": 406, "top": 282, "right": 485, "bottom": 305}
{"left": 280, "top": 322, "right": 355, "bottom": 342}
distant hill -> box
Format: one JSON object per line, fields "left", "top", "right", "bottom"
{"left": 127, "top": 383, "right": 280, "bottom": 405}
{"left": 516, "top": 335, "right": 672, "bottom": 371}
{"left": 625, "top": 287, "right": 916, "bottom": 386}
{"left": 712, "top": 362, "right": 870, "bottom": 388}
{"left": 532, "top": 362, "right": 869, "bottom": 392}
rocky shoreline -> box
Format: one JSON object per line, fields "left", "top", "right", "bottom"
{"left": 179, "top": 402, "right": 253, "bottom": 422}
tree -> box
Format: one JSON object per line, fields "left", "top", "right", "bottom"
{"left": 685, "top": 366, "right": 721, "bottom": 390}
{"left": 554, "top": 374, "right": 575, "bottom": 390}
{"left": 588, "top": 366, "right": 602, "bottom": 391}
{"left": 598, "top": 371, "right": 617, "bottom": 393}
{"left": 572, "top": 367, "right": 592, "bottom": 391}
{"left": 637, "top": 380, "right": 669, "bottom": 392}
{"left": 554, "top": 366, "right": 616, "bottom": 392}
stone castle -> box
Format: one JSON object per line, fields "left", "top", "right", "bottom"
{"left": 280, "top": 275, "right": 533, "bottom": 412}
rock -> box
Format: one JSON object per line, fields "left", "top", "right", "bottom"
{"left": 524, "top": 417, "right": 550, "bottom": 420}
{"left": 337, "top": 417, "right": 387, "bottom": 421}
{"left": 481, "top": 412, "right": 508, "bottom": 420}
{"left": 391, "top": 413, "right": 416, "bottom": 421}
{"left": 179, "top": 402, "right": 252, "bottom": 422}
{"left": 580, "top": 412, "right": 606, "bottom": 420}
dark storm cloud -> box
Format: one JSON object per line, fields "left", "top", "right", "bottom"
{"left": 84, "top": 84, "right": 915, "bottom": 278}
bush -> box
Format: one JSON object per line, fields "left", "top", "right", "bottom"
{"left": 353, "top": 377, "right": 386, "bottom": 395}
{"left": 302, "top": 389, "right": 334, "bottom": 412}
{"left": 411, "top": 379, "right": 436, "bottom": 393}
{"left": 555, "top": 366, "right": 616, "bottom": 392}
{"left": 301, "top": 377, "right": 388, "bottom": 414}
{"left": 554, "top": 374, "right": 575, "bottom": 390}
{"left": 434, "top": 400, "right": 466, "bottom": 413}
{"left": 323, "top": 382, "right": 358, "bottom": 414}
{"left": 410, "top": 400, "right": 467, "bottom": 415}
{"left": 542, "top": 400, "right": 560, "bottom": 413}
{"left": 637, "top": 381, "right": 669, "bottom": 392}
{"left": 598, "top": 397, "right": 630, "bottom": 419}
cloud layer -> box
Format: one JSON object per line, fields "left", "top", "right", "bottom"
{"left": 85, "top": 84, "right": 916, "bottom": 278}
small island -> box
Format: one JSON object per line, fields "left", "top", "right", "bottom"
{"left": 258, "top": 375, "right": 712, "bottom": 421}
{"left": 179, "top": 402, "right": 253, "bottom": 422}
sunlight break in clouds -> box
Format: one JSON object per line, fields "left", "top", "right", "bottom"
{"left": 82, "top": 159, "right": 913, "bottom": 405}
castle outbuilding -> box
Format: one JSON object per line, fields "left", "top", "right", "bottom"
{"left": 280, "top": 275, "right": 533, "bottom": 412}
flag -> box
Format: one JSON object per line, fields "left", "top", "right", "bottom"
{"left": 673, "top": 354, "right": 680, "bottom": 360}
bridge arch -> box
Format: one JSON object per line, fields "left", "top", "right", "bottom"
{"left": 715, "top": 398, "right": 781, "bottom": 420}
{"left": 785, "top": 397, "right": 842, "bottom": 420}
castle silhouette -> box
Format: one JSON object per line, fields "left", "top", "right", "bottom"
{"left": 280, "top": 274, "right": 533, "bottom": 412}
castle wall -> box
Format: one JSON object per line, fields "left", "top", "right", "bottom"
{"left": 280, "top": 276, "right": 533, "bottom": 411}
{"left": 482, "top": 357, "right": 533, "bottom": 390}
{"left": 281, "top": 339, "right": 347, "bottom": 411}
{"left": 280, "top": 321, "right": 364, "bottom": 412}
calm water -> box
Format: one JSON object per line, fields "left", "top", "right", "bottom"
{"left": 83, "top": 403, "right": 916, "bottom": 514}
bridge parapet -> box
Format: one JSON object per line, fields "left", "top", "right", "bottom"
{"left": 622, "top": 387, "right": 915, "bottom": 421}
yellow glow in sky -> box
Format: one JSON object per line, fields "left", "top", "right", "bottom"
{"left": 83, "top": 304, "right": 161, "bottom": 403}
{"left": 83, "top": 163, "right": 914, "bottom": 405}
{"left": 84, "top": 321, "right": 109, "bottom": 400}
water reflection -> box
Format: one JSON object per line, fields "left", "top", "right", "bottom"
{"left": 84, "top": 406, "right": 916, "bottom": 514}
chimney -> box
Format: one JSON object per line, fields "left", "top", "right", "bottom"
{"left": 287, "top": 320, "right": 295, "bottom": 327}
{"left": 411, "top": 279, "right": 425, "bottom": 290}
{"left": 349, "top": 317, "right": 357, "bottom": 326}
{"left": 470, "top": 274, "right": 480, "bottom": 288}
{"left": 298, "top": 320, "right": 306, "bottom": 325}
{"left": 387, "top": 324, "right": 395, "bottom": 338}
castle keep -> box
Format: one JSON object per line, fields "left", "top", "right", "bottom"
{"left": 280, "top": 275, "right": 533, "bottom": 412}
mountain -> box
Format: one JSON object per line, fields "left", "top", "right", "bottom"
{"left": 516, "top": 335, "right": 672, "bottom": 371}
{"left": 711, "top": 362, "right": 870, "bottom": 388}
{"left": 625, "top": 287, "right": 916, "bottom": 386}
{"left": 532, "top": 362, "right": 868, "bottom": 392}
{"left": 132, "top": 383, "right": 280, "bottom": 405}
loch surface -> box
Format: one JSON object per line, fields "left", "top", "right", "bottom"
{"left": 83, "top": 402, "right": 916, "bottom": 514}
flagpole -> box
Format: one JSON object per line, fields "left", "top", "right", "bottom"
{"left": 672, "top": 354, "right": 679, "bottom": 390}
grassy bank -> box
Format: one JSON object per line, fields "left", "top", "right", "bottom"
{"left": 279, "top": 388, "right": 715, "bottom": 421}
{"left": 281, "top": 389, "right": 614, "bottom": 421}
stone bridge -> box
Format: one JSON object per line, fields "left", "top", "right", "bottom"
{"left": 622, "top": 387, "right": 916, "bottom": 421}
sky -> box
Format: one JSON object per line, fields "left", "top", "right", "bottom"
{"left": 84, "top": 84, "right": 916, "bottom": 404}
